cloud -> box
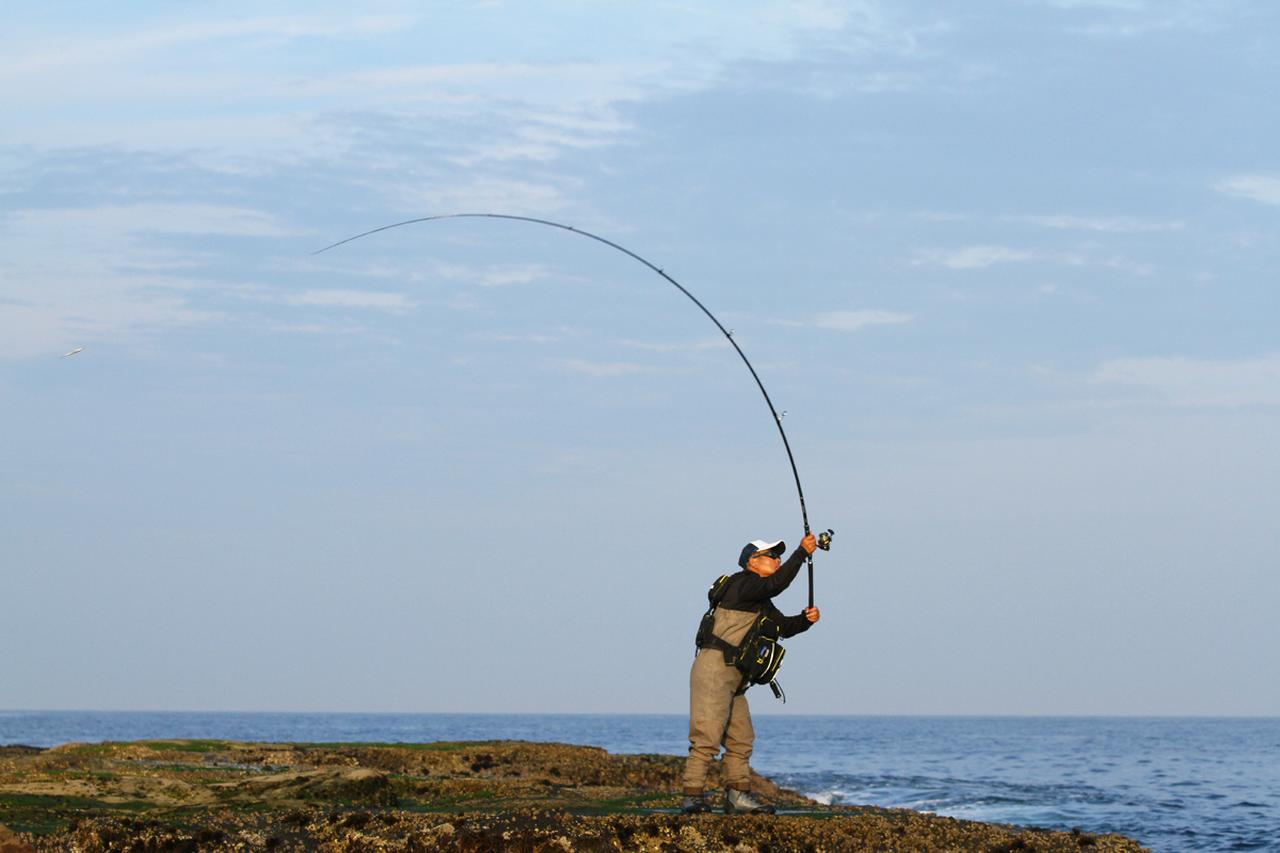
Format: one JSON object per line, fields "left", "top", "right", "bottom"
{"left": 405, "top": 177, "right": 571, "bottom": 216}
{"left": 1093, "top": 354, "right": 1280, "bottom": 407}
{"left": 0, "top": 14, "right": 414, "bottom": 82}
{"left": 1078, "top": 255, "right": 1153, "bottom": 276}
{"left": 1046, "top": 0, "right": 1148, "bottom": 9}
{"left": 446, "top": 108, "right": 634, "bottom": 166}
{"left": 619, "top": 337, "right": 731, "bottom": 353}
{"left": 479, "top": 332, "right": 566, "bottom": 345}
{"left": 1008, "top": 214, "right": 1185, "bottom": 233}
{"left": 3, "top": 2, "right": 930, "bottom": 159}
{"left": 269, "top": 321, "right": 369, "bottom": 336}
{"left": 1216, "top": 175, "right": 1280, "bottom": 207}
{"left": 0, "top": 296, "right": 212, "bottom": 360}
{"left": 8, "top": 203, "right": 300, "bottom": 238}
{"left": 548, "top": 358, "right": 653, "bottom": 377}
{"left": 813, "top": 310, "right": 913, "bottom": 331}
{"left": 913, "top": 210, "right": 970, "bottom": 223}
{"left": 1046, "top": 0, "right": 1217, "bottom": 37}
{"left": 477, "top": 265, "right": 555, "bottom": 288}
{"left": 767, "top": 0, "right": 857, "bottom": 32}
{"left": 406, "top": 261, "right": 558, "bottom": 290}
{"left": 0, "top": 202, "right": 297, "bottom": 359}
{"left": 287, "top": 62, "right": 644, "bottom": 108}
{"left": 279, "top": 289, "right": 412, "bottom": 310}
{"left": 915, "top": 245, "right": 1037, "bottom": 269}
{"left": 914, "top": 244, "right": 1152, "bottom": 275}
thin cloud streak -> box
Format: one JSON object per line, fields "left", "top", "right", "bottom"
{"left": 478, "top": 332, "right": 566, "bottom": 345}
{"left": 773, "top": 309, "right": 913, "bottom": 332}
{"left": 1093, "top": 353, "right": 1280, "bottom": 407}
{"left": 914, "top": 245, "right": 1152, "bottom": 275}
{"left": 1008, "top": 214, "right": 1185, "bottom": 233}
{"left": 405, "top": 177, "right": 572, "bottom": 217}
{"left": 1216, "top": 175, "right": 1280, "bottom": 207}
{"left": 1049, "top": 0, "right": 1219, "bottom": 37}
{"left": 0, "top": 202, "right": 290, "bottom": 359}
{"left": 813, "top": 309, "right": 913, "bottom": 332}
{"left": 619, "top": 337, "right": 731, "bottom": 353}
{"left": 548, "top": 358, "right": 655, "bottom": 377}
{"left": 0, "top": 14, "right": 415, "bottom": 81}
{"left": 279, "top": 290, "right": 413, "bottom": 311}
{"left": 915, "top": 245, "right": 1037, "bottom": 269}
{"left": 415, "top": 262, "right": 560, "bottom": 289}
{"left": 8, "top": 203, "right": 302, "bottom": 238}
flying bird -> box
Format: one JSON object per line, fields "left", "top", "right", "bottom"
{"left": 60, "top": 347, "right": 84, "bottom": 358}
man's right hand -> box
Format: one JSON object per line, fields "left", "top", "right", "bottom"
{"left": 801, "top": 533, "right": 817, "bottom": 554}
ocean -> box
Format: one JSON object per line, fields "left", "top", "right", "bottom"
{"left": 2, "top": 711, "right": 1276, "bottom": 852}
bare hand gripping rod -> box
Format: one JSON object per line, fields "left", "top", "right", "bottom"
{"left": 315, "top": 213, "right": 829, "bottom": 606}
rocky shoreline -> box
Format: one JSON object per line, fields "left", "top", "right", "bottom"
{"left": 0, "top": 740, "right": 1148, "bottom": 851}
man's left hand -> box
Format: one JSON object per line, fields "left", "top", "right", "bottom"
{"left": 804, "top": 607, "right": 820, "bottom": 623}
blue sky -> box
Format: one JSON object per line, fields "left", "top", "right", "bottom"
{"left": 2, "top": 1, "right": 1278, "bottom": 716}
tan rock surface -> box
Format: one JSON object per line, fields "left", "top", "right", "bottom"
{"left": 0, "top": 740, "right": 1150, "bottom": 852}
{"left": 0, "top": 822, "right": 36, "bottom": 853}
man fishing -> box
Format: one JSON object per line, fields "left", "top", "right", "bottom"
{"left": 682, "top": 532, "right": 821, "bottom": 815}
{"left": 317, "top": 218, "right": 833, "bottom": 814}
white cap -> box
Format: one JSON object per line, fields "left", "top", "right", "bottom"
{"left": 739, "top": 539, "right": 785, "bottom": 568}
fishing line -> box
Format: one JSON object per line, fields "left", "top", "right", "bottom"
{"left": 314, "top": 213, "right": 830, "bottom": 605}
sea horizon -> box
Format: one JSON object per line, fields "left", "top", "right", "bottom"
{"left": 5, "top": 708, "right": 1277, "bottom": 721}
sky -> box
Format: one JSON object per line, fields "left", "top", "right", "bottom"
{"left": 2, "top": 0, "right": 1277, "bottom": 717}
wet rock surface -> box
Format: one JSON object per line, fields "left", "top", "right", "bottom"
{"left": 0, "top": 822, "right": 37, "bottom": 853}
{"left": 0, "top": 740, "right": 1148, "bottom": 851}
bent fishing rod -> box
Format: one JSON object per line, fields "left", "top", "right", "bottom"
{"left": 314, "top": 213, "right": 832, "bottom": 606}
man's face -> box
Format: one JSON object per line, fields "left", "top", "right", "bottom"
{"left": 747, "top": 552, "right": 781, "bottom": 577}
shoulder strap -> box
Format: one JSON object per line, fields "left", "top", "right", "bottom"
{"left": 706, "top": 574, "right": 733, "bottom": 608}
{"left": 697, "top": 574, "right": 740, "bottom": 659}
{"left": 711, "top": 572, "right": 770, "bottom": 616}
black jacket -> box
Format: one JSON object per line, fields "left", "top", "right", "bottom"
{"left": 718, "top": 546, "right": 813, "bottom": 639}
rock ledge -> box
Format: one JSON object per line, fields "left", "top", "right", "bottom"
{"left": 0, "top": 740, "right": 1148, "bottom": 851}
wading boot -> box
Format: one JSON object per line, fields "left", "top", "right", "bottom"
{"left": 681, "top": 792, "right": 711, "bottom": 814}
{"left": 725, "top": 788, "right": 775, "bottom": 815}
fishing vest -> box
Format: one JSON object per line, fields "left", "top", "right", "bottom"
{"left": 694, "top": 574, "right": 786, "bottom": 697}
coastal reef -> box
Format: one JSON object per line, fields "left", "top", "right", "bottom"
{"left": 0, "top": 740, "right": 1147, "bottom": 851}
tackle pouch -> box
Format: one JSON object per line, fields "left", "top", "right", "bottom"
{"left": 735, "top": 611, "right": 785, "bottom": 686}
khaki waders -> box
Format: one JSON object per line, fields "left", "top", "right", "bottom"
{"left": 682, "top": 607, "right": 758, "bottom": 794}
